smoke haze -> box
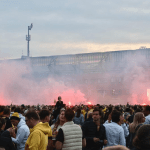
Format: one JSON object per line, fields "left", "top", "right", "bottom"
{"left": 0, "top": 51, "right": 150, "bottom": 106}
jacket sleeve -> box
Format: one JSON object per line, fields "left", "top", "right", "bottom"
{"left": 122, "top": 123, "right": 129, "bottom": 138}
{"left": 12, "top": 128, "right": 27, "bottom": 144}
{"left": 27, "top": 132, "right": 41, "bottom": 150}
{"left": 119, "top": 128, "right": 126, "bottom": 146}
{"left": 82, "top": 122, "right": 94, "bottom": 142}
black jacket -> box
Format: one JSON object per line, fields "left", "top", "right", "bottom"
{"left": 0, "top": 130, "right": 16, "bottom": 150}
{"left": 82, "top": 121, "right": 106, "bottom": 150}
{"left": 55, "top": 101, "right": 63, "bottom": 110}
{"left": 4, "top": 117, "right": 12, "bottom": 130}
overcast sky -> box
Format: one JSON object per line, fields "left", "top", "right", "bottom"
{"left": 0, "top": 0, "right": 150, "bottom": 59}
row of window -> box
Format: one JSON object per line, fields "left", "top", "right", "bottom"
{"left": 30, "top": 51, "right": 150, "bottom": 67}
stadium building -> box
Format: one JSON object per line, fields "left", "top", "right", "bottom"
{"left": 3, "top": 48, "right": 150, "bottom": 104}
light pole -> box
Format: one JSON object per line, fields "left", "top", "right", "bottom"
{"left": 26, "top": 23, "right": 33, "bottom": 57}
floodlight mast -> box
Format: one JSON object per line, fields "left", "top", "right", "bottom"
{"left": 26, "top": 23, "right": 33, "bottom": 57}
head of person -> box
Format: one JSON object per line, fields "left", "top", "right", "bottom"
{"left": 88, "top": 112, "right": 93, "bottom": 119}
{"left": 39, "top": 109, "right": 51, "bottom": 123}
{"left": 130, "top": 112, "right": 145, "bottom": 133}
{"left": 143, "top": 106, "right": 150, "bottom": 116}
{"left": 3, "top": 108, "right": 10, "bottom": 117}
{"left": 58, "top": 96, "right": 62, "bottom": 102}
{"left": 119, "top": 113, "right": 124, "bottom": 124}
{"left": 10, "top": 112, "right": 20, "bottom": 127}
{"left": 21, "top": 104, "right": 25, "bottom": 110}
{"left": 111, "top": 110, "right": 121, "bottom": 123}
{"left": 125, "top": 107, "right": 131, "bottom": 113}
{"left": 108, "top": 111, "right": 112, "bottom": 121}
{"left": 25, "top": 110, "right": 40, "bottom": 128}
{"left": 64, "top": 109, "right": 74, "bottom": 122}
{"left": 133, "top": 112, "right": 145, "bottom": 124}
{"left": 59, "top": 109, "right": 65, "bottom": 122}
{"left": 133, "top": 125, "right": 150, "bottom": 150}
{"left": 0, "top": 117, "right": 6, "bottom": 131}
{"left": 11, "top": 106, "right": 16, "bottom": 112}
{"left": 92, "top": 107, "right": 101, "bottom": 122}
{"left": 14, "top": 107, "right": 21, "bottom": 114}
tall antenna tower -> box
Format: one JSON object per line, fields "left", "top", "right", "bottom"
{"left": 26, "top": 23, "right": 33, "bottom": 57}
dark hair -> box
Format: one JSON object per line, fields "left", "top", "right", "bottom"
{"left": 145, "top": 106, "right": 150, "bottom": 112}
{"left": 125, "top": 108, "right": 131, "bottom": 112}
{"left": 58, "top": 96, "right": 61, "bottom": 100}
{"left": 135, "top": 108, "right": 141, "bottom": 113}
{"left": 111, "top": 110, "right": 121, "bottom": 123}
{"left": 0, "top": 106, "right": 5, "bottom": 113}
{"left": 11, "top": 106, "right": 16, "bottom": 112}
{"left": 3, "top": 108, "right": 10, "bottom": 115}
{"left": 133, "top": 125, "right": 150, "bottom": 150}
{"left": 65, "top": 109, "right": 74, "bottom": 121}
{"left": 76, "top": 108, "right": 81, "bottom": 118}
{"left": 93, "top": 107, "right": 101, "bottom": 116}
{"left": 0, "top": 117, "right": 6, "bottom": 131}
{"left": 114, "top": 106, "right": 119, "bottom": 111}
{"left": 10, "top": 116, "right": 20, "bottom": 121}
{"left": 133, "top": 105, "right": 137, "bottom": 111}
{"left": 14, "top": 107, "right": 21, "bottom": 113}
{"left": 25, "top": 110, "right": 39, "bottom": 121}
{"left": 39, "top": 109, "right": 50, "bottom": 120}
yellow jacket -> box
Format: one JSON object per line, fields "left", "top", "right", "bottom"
{"left": 25, "top": 122, "right": 52, "bottom": 150}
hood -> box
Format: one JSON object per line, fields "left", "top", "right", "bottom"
{"left": 30, "top": 122, "right": 51, "bottom": 135}
{"left": 17, "top": 119, "right": 26, "bottom": 128}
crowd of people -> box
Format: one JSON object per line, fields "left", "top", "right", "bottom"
{"left": 0, "top": 96, "right": 150, "bottom": 150}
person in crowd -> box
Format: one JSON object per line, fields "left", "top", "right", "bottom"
{"left": 55, "top": 96, "right": 63, "bottom": 112}
{"left": 81, "top": 105, "right": 87, "bottom": 117}
{"left": 84, "top": 107, "right": 89, "bottom": 120}
{"left": 0, "top": 117, "right": 16, "bottom": 150}
{"left": 73, "top": 108, "right": 84, "bottom": 126}
{"left": 124, "top": 108, "right": 132, "bottom": 122}
{"left": 128, "top": 108, "right": 142, "bottom": 123}
{"left": 0, "top": 106, "right": 5, "bottom": 117}
{"left": 53, "top": 97, "right": 64, "bottom": 123}
{"left": 25, "top": 110, "right": 52, "bottom": 150}
{"left": 50, "top": 109, "right": 65, "bottom": 149}
{"left": 128, "top": 112, "right": 145, "bottom": 149}
{"left": 82, "top": 107, "right": 107, "bottom": 150}
{"left": 39, "top": 109, "right": 52, "bottom": 150}
{"left": 104, "top": 110, "right": 126, "bottom": 147}
{"left": 133, "top": 124, "right": 150, "bottom": 150}
{"left": 51, "top": 109, "right": 65, "bottom": 131}
{"left": 12, "top": 107, "right": 25, "bottom": 121}
{"left": 55, "top": 109, "right": 84, "bottom": 150}
{"left": 104, "top": 106, "right": 113, "bottom": 122}
{"left": 99, "top": 106, "right": 105, "bottom": 124}
{"left": 39, "top": 109, "right": 51, "bottom": 124}
{"left": 84, "top": 111, "right": 93, "bottom": 122}
{"left": 2, "top": 108, "right": 12, "bottom": 130}
{"left": 143, "top": 105, "right": 150, "bottom": 124}
{"left": 10, "top": 112, "right": 30, "bottom": 150}
{"left": 55, "top": 108, "right": 65, "bottom": 123}
{"left": 20, "top": 105, "right": 25, "bottom": 113}
{"left": 119, "top": 113, "right": 129, "bottom": 138}
{"left": 128, "top": 106, "right": 138, "bottom": 123}
{"left": 10, "top": 106, "right": 16, "bottom": 117}
{"left": 104, "top": 111, "right": 112, "bottom": 124}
